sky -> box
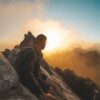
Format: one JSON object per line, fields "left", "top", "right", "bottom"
{"left": 0, "top": 0, "right": 100, "bottom": 51}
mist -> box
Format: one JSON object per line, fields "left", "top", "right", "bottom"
{"left": 45, "top": 47, "right": 100, "bottom": 86}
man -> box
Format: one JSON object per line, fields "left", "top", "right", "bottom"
{"left": 33, "top": 34, "right": 47, "bottom": 78}
{"left": 33, "top": 34, "right": 50, "bottom": 93}
{"left": 33, "top": 34, "right": 68, "bottom": 100}
{"left": 15, "top": 34, "right": 59, "bottom": 100}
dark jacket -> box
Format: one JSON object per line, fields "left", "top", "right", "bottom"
{"left": 15, "top": 48, "right": 43, "bottom": 97}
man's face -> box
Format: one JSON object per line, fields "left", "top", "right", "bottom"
{"left": 40, "top": 40, "right": 46, "bottom": 50}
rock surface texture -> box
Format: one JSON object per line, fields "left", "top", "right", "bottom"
{"left": 0, "top": 53, "right": 38, "bottom": 100}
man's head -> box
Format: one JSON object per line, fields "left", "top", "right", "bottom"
{"left": 35, "top": 34, "right": 47, "bottom": 51}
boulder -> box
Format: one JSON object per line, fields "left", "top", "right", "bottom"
{"left": 0, "top": 53, "right": 38, "bottom": 100}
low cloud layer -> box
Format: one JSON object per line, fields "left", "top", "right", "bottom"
{"left": 45, "top": 47, "right": 100, "bottom": 86}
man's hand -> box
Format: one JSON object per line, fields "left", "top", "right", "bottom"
{"left": 45, "top": 75, "right": 61, "bottom": 90}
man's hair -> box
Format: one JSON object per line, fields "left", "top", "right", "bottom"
{"left": 35, "top": 34, "right": 47, "bottom": 43}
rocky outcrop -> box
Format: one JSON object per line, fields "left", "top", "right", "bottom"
{"left": 19, "top": 31, "right": 35, "bottom": 49}
{"left": 0, "top": 52, "right": 38, "bottom": 100}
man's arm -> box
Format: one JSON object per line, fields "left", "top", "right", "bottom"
{"left": 30, "top": 72, "right": 44, "bottom": 94}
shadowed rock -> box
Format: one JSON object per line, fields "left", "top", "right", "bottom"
{"left": 19, "top": 31, "right": 35, "bottom": 49}
{"left": 0, "top": 53, "right": 38, "bottom": 100}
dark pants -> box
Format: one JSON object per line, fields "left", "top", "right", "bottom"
{"left": 37, "top": 78, "right": 50, "bottom": 93}
{"left": 20, "top": 76, "right": 43, "bottom": 97}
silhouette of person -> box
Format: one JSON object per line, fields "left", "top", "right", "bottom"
{"left": 15, "top": 34, "right": 58, "bottom": 100}
{"left": 33, "top": 34, "right": 50, "bottom": 93}
{"left": 33, "top": 34, "right": 47, "bottom": 78}
{"left": 15, "top": 48, "right": 43, "bottom": 97}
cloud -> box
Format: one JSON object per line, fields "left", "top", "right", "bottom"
{"left": 15, "top": 18, "right": 82, "bottom": 52}
{"left": 0, "top": 0, "right": 46, "bottom": 17}
{"left": 0, "top": 39, "right": 17, "bottom": 51}
{"left": 33, "top": 0, "right": 46, "bottom": 18}
{"left": 45, "top": 47, "right": 100, "bottom": 86}
{"left": 0, "top": 0, "right": 47, "bottom": 49}
{"left": 0, "top": 16, "right": 82, "bottom": 52}
{"left": 0, "top": 1, "right": 33, "bottom": 16}
{"left": 0, "top": 0, "right": 34, "bottom": 38}
{"left": 0, "top": 0, "right": 81, "bottom": 51}
{"left": 20, "top": 18, "right": 81, "bottom": 40}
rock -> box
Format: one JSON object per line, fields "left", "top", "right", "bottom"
{"left": 2, "top": 49, "right": 11, "bottom": 58}
{"left": 19, "top": 31, "right": 35, "bottom": 49}
{"left": 0, "top": 53, "right": 38, "bottom": 100}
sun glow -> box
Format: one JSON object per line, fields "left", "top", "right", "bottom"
{"left": 44, "top": 29, "right": 68, "bottom": 53}
{"left": 21, "top": 19, "right": 73, "bottom": 53}
{"left": 45, "top": 31, "right": 60, "bottom": 50}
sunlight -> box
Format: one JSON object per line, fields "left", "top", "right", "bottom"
{"left": 46, "top": 30, "right": 61, "bottom": 51}
{"left": 21, "top": 19, "right": 72, "bottom": 53}
{"left": 44, "top": 29, "right": 64, "bottom": 52}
